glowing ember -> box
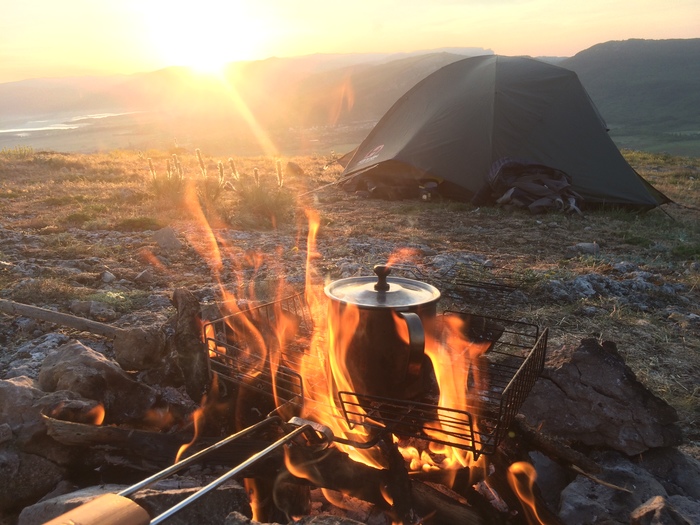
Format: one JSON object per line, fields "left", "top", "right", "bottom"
{"left": 87, "top": 404, "right": 105, "bottom": 426}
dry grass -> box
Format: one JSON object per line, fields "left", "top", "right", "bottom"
{"left": 0, "top": 147, "right": 698, "bottom": 456}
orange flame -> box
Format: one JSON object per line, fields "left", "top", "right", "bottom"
{"left": 87, "top": 404, "right": 105, "bottom": 426}
{"left": 175, "top": 406, "right": 205, "bottom": 463}
{"left": 178, "top": 177, "right": 493, "bottom": 486}
{"left": 507, "top": 461, "right": 547, "bottom": 525}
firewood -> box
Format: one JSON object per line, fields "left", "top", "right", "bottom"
{"left": 0, "top": 298, "right": 121, "bottom": 337}
{"left": 411, "top": 481, "right": 485, "bottom": 525}
{"left": 285, "top": 445, "right": 485, "bottom": 524}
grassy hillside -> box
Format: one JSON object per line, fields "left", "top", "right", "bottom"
{"left": 563, "top": 39, "right": 700, "bottom": 156}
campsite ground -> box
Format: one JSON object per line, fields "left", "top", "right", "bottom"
{"left": 0, "top": 147, "right": 698, "bottom": 458}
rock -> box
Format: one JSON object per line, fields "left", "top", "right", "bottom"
{"left": 0, "top": 449, "right": 64, "bottom": 513}
{"left": 37, "top": 341, "right": 158, "bottom": 424}
{"left": 558, "top": 451, "right": 670, "bottom": 524}
{"left": 18, "top": 479, "right": 250, "bottom": 525}
{"left": 225, "top": 511, "right": 254, "bottom": 524}
{"left": 152, "top": 226, "right": 182, "bottom": 251}
{"left": 630, "top": 495, "right": 694, "bottom": 525}
{"left": 135, "top": 268, "right": 155, "bottom": 283}
{"left": 101, "top": 270, "right": 117, "bottom": 283}
{"left": 112, "top": 326, "right": 167, "bottom": 371}
{"left": 567, "top": 242, "right": 600, "bottom": 256}
{"left": 635, "top": 448, "right": 700, "bottom": 500}
{"left": 0, "top": 423, "right": 12, "bottom": 444}
{"left": 88, "top": 301, "right": 118, "bottom": 322}
{"left": 285, "top": 161, "right": 305, "bottom": 177}
{"left": 667, "top": 495, "right": 700, "bottom": 524}
{"left": 3, "top": 333, "right": 71, "bottom": 380}
{"left": 519, "top": 339, "right": 682, "bottom": 455}
{"left": 528, "top": 451, "right": 570, "bottom": 511}
{"left": 167, "top": 289, "right": 210, "bottom": 402}
{"left": 0, "top": 377, "right": 44, "bottom": 446}
{"left": 0, "top": 376, "right": 99, "bottom": 464}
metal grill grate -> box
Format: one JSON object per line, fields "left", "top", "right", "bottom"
{"left": 391, "top": 262, "right": 528, "bottom": 314}
{"left": 202, "top": 296, "right": 546, "bottom": 457}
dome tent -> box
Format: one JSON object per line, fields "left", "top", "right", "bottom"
{"left": 340, "top": 55, "right": 668, "bottom": 209}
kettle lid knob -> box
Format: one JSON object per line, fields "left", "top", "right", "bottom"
{"left": 373, "top": 264, "right": 391, "bottom": 292}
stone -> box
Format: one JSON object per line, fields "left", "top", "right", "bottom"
{"left": 528, "top": 450, "right": 570, "bottom": 511}
{"left": 519, "top": 339, "right": 682, "bottom": 455}
{"left": 134, "top": 268, "right": 154, "bottom": 283}
{"left": 0, "top": 449, "right": 64, "bottom": 513}
{"left": 88, "top": 301, "right": 118, "bottom": 322}
{"left": 152, "top": 226, "right": 182, "bottom": 251}
{"left": 68, "top": 300, "right": 92, "bottom": 317}
{"left": 167, "top": 289, "right": 210, "bottom": 403}
{"left": 112, "top": 326, "right": 167, "bottom": 371}
{"left": 38, "top": 340, "right": 158, "bottom": 424}
{"left": 101, "top": 270, "right": 117, "bottom": 283}
{"left": 0, "top": 376, "right": 99, "bottom": 464}
{"left": 567, "top": 242, "right": 600, "bottom": 256}
{"left": 635, "top": 448, "right": 700, "bottom": 500}
{"left": 558, "top": 451, "right": 669, "bottom": 524}
{"left": 0, "top": 422, "right": 12, "bottom": 444}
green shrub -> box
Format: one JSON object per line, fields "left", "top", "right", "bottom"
{"left": 228, "top": 166, "right": 294, "bottom": 229}
{"left": 148, "top": 155, "right": 185, "bottom": 202}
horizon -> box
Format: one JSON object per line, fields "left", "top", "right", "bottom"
{"left": 2, "top": 1, "right": 699, "bottom": 84}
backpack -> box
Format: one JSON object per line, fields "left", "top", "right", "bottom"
{"left": 476, "top": 158, "right": 583, "bottom": 214}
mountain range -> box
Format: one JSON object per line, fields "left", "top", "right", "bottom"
{"left": 0, "top": 39, "right": 698, "bottom": 156}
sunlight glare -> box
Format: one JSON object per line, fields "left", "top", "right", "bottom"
{"left": 141, "top": 1, "right": 266, "bottom": 74}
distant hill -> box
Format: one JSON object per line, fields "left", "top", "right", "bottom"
{"left": 0, "top": 40, "right": 698, "bottom": 156}
{"left": 562, "top": 39, "right": 700, "bottom": 155}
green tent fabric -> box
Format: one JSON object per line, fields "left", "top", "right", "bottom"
{"left": 340, "top": 55, "right": 669, "bottom": 208}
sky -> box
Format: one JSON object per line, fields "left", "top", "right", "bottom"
{"left": 1, "top": 0, "right": 699, "bottom": 83}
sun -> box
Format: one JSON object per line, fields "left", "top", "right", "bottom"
{"left": 141, "top": 1, "right": 265, "bottom": 75}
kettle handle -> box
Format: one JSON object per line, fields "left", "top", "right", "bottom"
{"left": 397, "top": 311, "right": 425, "bottom": 383}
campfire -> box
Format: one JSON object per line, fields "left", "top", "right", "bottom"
{"left": 29, "top": 212, "right": 549, "bottom": 525}
{"left": 8, "top": 212, "right": 691, "bottom": 525}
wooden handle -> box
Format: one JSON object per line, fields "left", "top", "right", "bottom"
{"left": 43, "top": 494, "right": 150, "bottom": 525}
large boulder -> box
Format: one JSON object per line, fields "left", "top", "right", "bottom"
{"left": 0, "top": 376, "right": 93, "bottom": 464}
{"left": 519, "top": 338, "right": 682, "bottom": 455}
{"left": 38, "top": 340, "right": 158, "bottom": 424}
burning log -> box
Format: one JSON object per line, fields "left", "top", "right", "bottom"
{"left": 284, "top": 440, "right": 486, "bottom": 524}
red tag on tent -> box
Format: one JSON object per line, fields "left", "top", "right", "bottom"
{"left": 359, "top": 144, "right": 384, "bottom": 164}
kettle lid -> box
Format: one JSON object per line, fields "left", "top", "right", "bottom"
{"left": 324, "top": 264, "right": 440, "bottom": 309}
